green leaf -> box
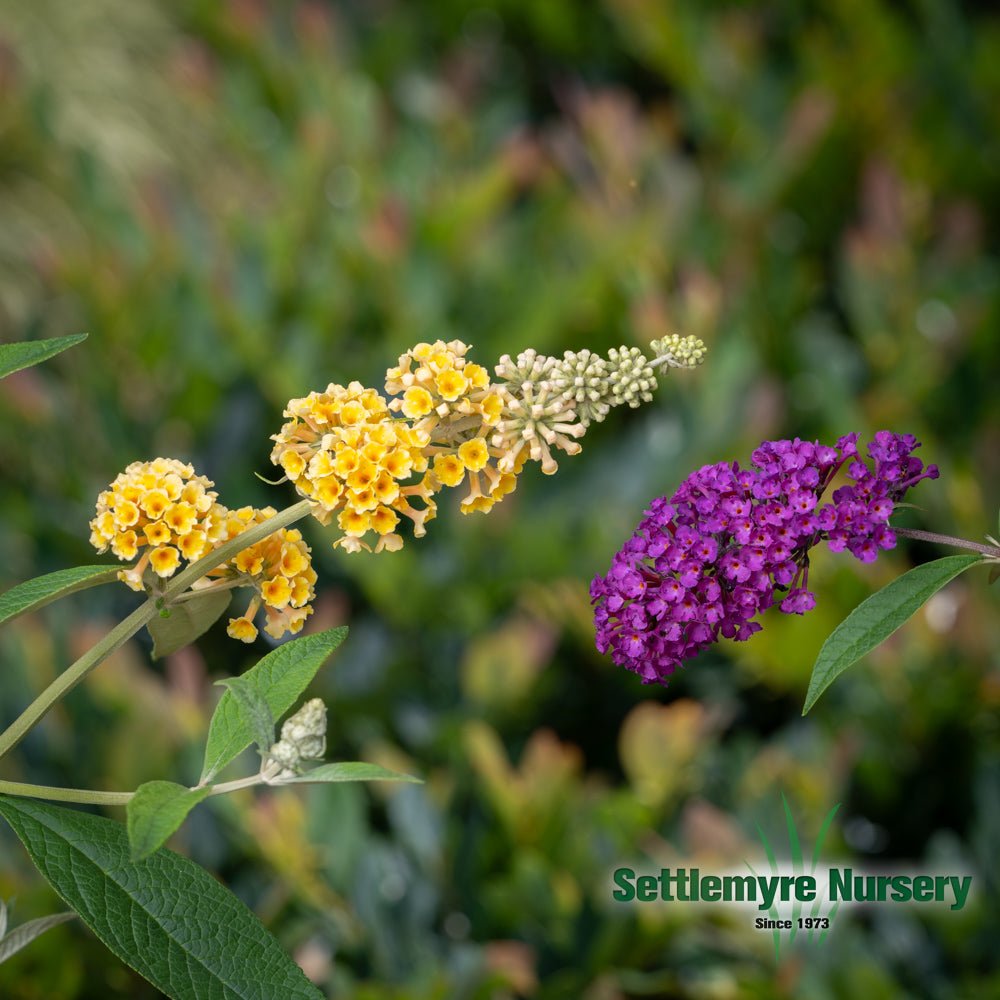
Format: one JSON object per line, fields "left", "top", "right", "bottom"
{"left": 802, "top": 554, "right": 985, "bottom": 714}
{"left": 147, "top": 589, "right": 232, "bottom": 659}
{"left": 126, "top": 781, "right": 213, "bottom": 862}
{"left": 200, "top": 626, "right": 347, "bottom": 784}
{"left": 214, "top": 677, "right": 275, "bottom": 757}
{"left": 0, "top": 797, "right": 324, "bottom": 1000}
{"left": 0, "top": 334, "right": 88, "bottom": 380}
{"left": 0, "top": 902, "right": 76, "bottom": 965}
{"left": 0, "top": 566, "right": 121, "bottom": 629}
{"left": 275, "top": 761, "right": 421, "bottom": 785}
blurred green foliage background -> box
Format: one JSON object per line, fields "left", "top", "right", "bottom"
{"left": 2, "top": 0, "right": 999, "bottom": 997}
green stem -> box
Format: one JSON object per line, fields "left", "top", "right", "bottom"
{"left": 0, "top": 598, "right": 157, "bottom": 762}
{"left": 0, "top": 780, "right": 133, "bottom": 806}
{"left": 0, "top": 773, "right": 264, "bottom": 806}
{"left": 894, "top": 526, "right": 1000, "bottom": 559}
{"left": 208, "top": 775, "right": 263, "bottom": 796}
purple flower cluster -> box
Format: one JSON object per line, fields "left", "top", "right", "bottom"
{"left": 591, "top": 432, "right": 938, "bottom": 685}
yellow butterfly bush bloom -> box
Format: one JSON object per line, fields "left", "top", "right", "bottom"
{"left": 89, "top": 458, "right": 229, "bottom": 591}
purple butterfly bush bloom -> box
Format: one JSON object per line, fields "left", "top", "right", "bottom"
{"left": 591, "top": 432, "right": 938, "bottom": 685}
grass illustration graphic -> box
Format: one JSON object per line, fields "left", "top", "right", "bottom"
{"left": 744, "top": 794, "right": 841, "bottom": 960}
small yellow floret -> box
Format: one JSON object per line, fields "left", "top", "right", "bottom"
{"left": 140, "top": 490, "right": 170, "bottom": 519}
{"left": 401, "top": 386, "right": 434, "bottom": 418}
{"left": 112, "top": 531, "right": 139, "bottom": 560}
{"left": 165, "top": 502, "right": 198, "bottom": 535}
{"left": 227, "top": 617, "right": 258, "bottom": 643}
{"left": 178, "top": 531, "right": 209, "bottom": 560}
{"left": 348, "top": 486, "right": 378, "bottom": 512}
{"left": 435, "top": 369, "right": 469, "bottom": 401}
{"left": 149, "top": 545, "right": 181, "bottom": 577}
{"left": 338, "top": 508, "right": 371, "bottom": 535}
{"left": 314, "top": 476, "right": 344, "bottom": 508}
{"left": 235, "top": 548, "right": 265, "bottom": 575}
{"left": 370, "top": 505, "right": 400, "bottom": 535}
{"left": 114, "top": 500, "right": 141, "bottom": 527}
{"left": 333, "top": 447, "right": 359, "bottom": 477}
{"left": 279, "top": 545, "right": 308, "bottom": 577}
{"left": 347, "top": 458, "right": 377, "bottom": 491}
{"left": 458, "top": 438, "right": 489, "bottom": 472}
{"left": 381, "top": 448, "right": 412, "bottom": 478}
{"left": 144, "top": 522, "right": 173, "bottom": 546}
{"left": 261, "top": 577, "right": 292, "bottom": 609}
{"left": 372, "top": 469, "right": 400, "bottom": 504}
{"left": 281, "top": 450, "right": 307, "bottom": 477}
{"left": 433, "top": 453, "right": 466, "bottom": 487}
{"left": 462, "top": 494, "right": 495, "bottom": 514}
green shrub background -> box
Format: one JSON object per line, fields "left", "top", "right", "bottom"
{"left": 1, "top": 1, "right": 999, "bottom": 996}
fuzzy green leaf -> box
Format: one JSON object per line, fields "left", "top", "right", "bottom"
{"left": 0, "top": 566, "right": 121, "bottom": 629}
{"left": 200, "top": 626, "right": 347, "bottom": 784}
{"left": 147, "top": 590, "right": 232, "bottom": 659}
{"left": 802, "top": 554, "right": 984, "bottom": 714}
{"left": 214, "top": 677, "right": 274, "bottom": 757}
{"left": 275, "top": 761, "right": 421, "bottom": 785}
{"left": 0, "top": 334, "right": 88, "bottom": 379}
{"left": 0, "top": 901, "right": 76, "bottom": 965}
{"left": 0, "top": 796, "right": 324, "bottom": 1000}
{"left": 126, "top": 781, "right": 213, "bottom": 862}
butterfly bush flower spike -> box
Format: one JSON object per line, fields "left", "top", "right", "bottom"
{"left": 591, "top": 432, "right": 938, "bottom": 685}
{"left": 272, "top": 335, "right": 708, "bottom": 541}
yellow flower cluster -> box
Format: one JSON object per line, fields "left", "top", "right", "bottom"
{"left": 385, "top": 339, "right": 504, "bottom": 433}
{"left": 269, "top": 380, "right": 437, "bottom": 553}
{"left": 384, "top": 340, "right": 517, "bottom": 514}
{"left": 89, "top": 458, "right": 228, "bottom": 591}
{"left": 208, "top": 507, "right": 317, "bottom": 643}
{"left": 90, "top": 460, "right": 318, "bottom": 643}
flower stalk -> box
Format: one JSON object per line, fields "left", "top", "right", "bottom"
{"left": 892, "top": 526, "right": 1000, "bottom": 559}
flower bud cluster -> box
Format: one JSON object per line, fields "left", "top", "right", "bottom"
{"left": 90, "top": 460, "right": 318, "bottom": 642}
{"left": 261, "top": 697, "right": 327, "bottom": 781}
{"left": 649, "top": 334, "right": 707, "bottom": 372}
{"left": 492, "top": 349, "right": 586, "bottom": 475}
{"left": 606, "top": 346, "right": 657, "bottom": 409}
{"left": 591, "top": 432, "right": 938, "bottom": 685}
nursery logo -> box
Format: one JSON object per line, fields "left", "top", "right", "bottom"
{"left": 611, "top": 796, "right": 973, "bottom": 959}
